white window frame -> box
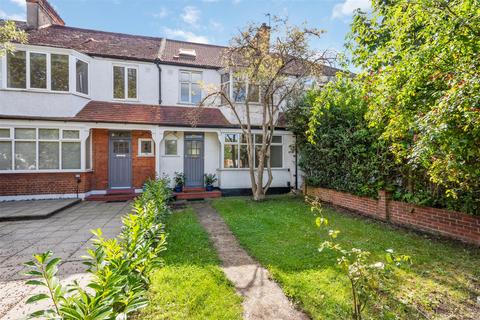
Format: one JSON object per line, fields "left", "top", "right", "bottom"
{"left": 164, "top": 138, "right": 178, "bottom": 156}
{"left": 4, "top": 50, "right": 71, "bottom": 93}
{"left": 179, "top": 70, "right": 202, "bottom": 104}
{"left": 0, "top": 127, "right": 83, "bottom": 172}
{"left": 112, "top": 64, "right": 139, "bottom": 101}
{"left": 220, "top": 72, "right": 261, "bottom": 105}
{"left": 138, "top": 138, "right": 154, "bottom": 157}
{"left": 75, "top": 58, "right": 89, "bottom": 96}
{"left": 222, "top": 133, "right": 283, "bottom": 169}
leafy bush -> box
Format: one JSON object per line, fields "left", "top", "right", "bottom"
{"left": 286, "top": 76, "right": 479, "bottom": 214}
{"left": 24, "top": 178, "right": 171, "bottom": 319}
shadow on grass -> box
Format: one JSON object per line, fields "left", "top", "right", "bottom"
{"left": 137, "top": 208, "right": 243, "bottom": 320}
{"left": 212, "top": 195, "right": 480, "bottom": 320}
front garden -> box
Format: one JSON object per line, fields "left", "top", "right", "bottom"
{"left": 213, "top": 195, "right": 480, "bottom": 319}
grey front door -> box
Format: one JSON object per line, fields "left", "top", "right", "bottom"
{"left": 184, "top": 133, "right": 204, "bottom": 187}
{"left": 109, "top": 131, "right": 132, "bottom": 189}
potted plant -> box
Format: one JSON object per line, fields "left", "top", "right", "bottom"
{"left": 204, "top": 173, "right": 217, "bottom": 191}
{"left": 173, "top": 172, "right": 185, "bottom": 192}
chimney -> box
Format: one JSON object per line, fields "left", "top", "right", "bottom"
{"left": 256, "top": 23, "right": 271, "bottom": 53}
{"left": 26, "top": 0, "right": 65, "bottom": 29}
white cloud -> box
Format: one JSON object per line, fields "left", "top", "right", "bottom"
{"left": 332, "top": 0, "right": 371, "bottom": 19}
{"left": 9, "top": 0, "right": 25, "bottom": 8}
{"left": 181, "top": 6, "right": 200, "bottom": 26}
{"left": 0, "top": 9, "right": 25, "bottom": 21}
{"left": 209, "top": 20, "right": 223, "bottom": 31}
{"left": 163, "top": 28, "right": 209, "bottom": 44}
{"left": 153, "top": 7, "right": 168, "bottom": 19}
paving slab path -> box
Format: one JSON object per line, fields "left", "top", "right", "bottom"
{"left": 0, "top": 201, "right": 130, "bottom": 319}
{"left": 192, "top": 202, "right": 308, "bottom": 320}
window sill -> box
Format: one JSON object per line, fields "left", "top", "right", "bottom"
{"left": 138, "top": 154, "right": 155, "bottom": 157}
{"left": 162, "top": 154, "right": 180, "bottom": 158}
{"left": 1, "top": 87, "right": 73, "bottom": 95}
{"left": 0, "top": 169, "right": 91, "bottom": 174}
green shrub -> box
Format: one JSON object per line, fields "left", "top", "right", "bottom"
{"left": 23, "top": 178, "right": 171, "bottom": 319}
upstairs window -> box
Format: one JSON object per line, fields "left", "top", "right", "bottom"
{"left": 220, "top": 73, "right": 261, "bottom": 104}
{"left": 113, "top": 65, "right": 137, "bottom": 100}
{"left": 179, "top": 70, "right": 201, "bottom": 104}
{"left": 7, "top": 51, "right": 26, "bottom": 89}
{"left": 6, "top": 51, "right": 70, "bottom": 92}
{"left": 29, "top": 52, "right": 47, "bottom": 89}
{"left": 51, "top": 54, "right": 69, "bottom": 91}
{"left": 76, "top": 59, "right": 88, "bottom": 95}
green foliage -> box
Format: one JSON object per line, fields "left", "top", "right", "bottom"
{"left": 311, "top": 197, "right": 411, "bottom": 320}
{"left": 347, "top": 0, "right": 480, "bottom": 208}
{"left": 138, "top": 209, "right": 243, "bottom": 320}
{"left": 287, "top": 76, "right": 393, "bottom": 199}
{"left": 204, "top": 173, "right": 218, "bottom": 186}
{"left": 173, "top": 172, "right": 185, "bottom": 187}
{"left": 213, "top": 196, "right": 480, "bottom": 319}
{"left": 287, "top": 74, "right": 478, "bottom": 213}
{"left": 0, "top": 20, "right": 27, "bottom": 56}
{"left": 24, "top": 178, "right": 171, "bottom": 319}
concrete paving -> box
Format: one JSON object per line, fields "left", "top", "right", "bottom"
{"left": 0, "top": 199, "right": 81, "bottom": 221}
{"left": 0, "top": 201, "right": 131, "bottom": 319}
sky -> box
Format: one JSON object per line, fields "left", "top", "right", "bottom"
{"left": 0, "top": 0, "right": 371, "bottom": 67}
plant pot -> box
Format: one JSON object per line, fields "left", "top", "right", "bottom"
{"left": 174, "top": 185, "right": 183, "bottom": 193}
{"left": 206, "top": 185, "right": 214, "bottom": 192}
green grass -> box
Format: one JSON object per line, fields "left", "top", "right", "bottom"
{"left": 212, "top": 195, "right": 480, "bottom": 320}
{"left": 138, "top": 208, "right": 243, "bottom": 320}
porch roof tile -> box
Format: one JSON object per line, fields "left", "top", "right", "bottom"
{"left": 74, "top": 101, "right": 232, "bottom": 127}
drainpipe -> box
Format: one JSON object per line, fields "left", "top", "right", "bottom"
{"left": 154, "top": 58, "right": 162, "bottom": 104}
{"left": 294, "top": 134, "right": 298, "bottom": 190}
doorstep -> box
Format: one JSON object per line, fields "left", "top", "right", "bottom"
{"left": 174, "top": 188, "right": 222, "bottom": 200}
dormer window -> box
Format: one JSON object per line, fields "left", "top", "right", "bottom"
{"left": 113, "top": 65, "right": 137, "bottom": 100}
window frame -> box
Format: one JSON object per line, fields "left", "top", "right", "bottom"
{"left": 178, "top": 70, "right": 202, "bottom": 104}
{"left": 164, "top": 138, "right": 178, "bottom": 156}
{"left": 220, "top": 72, "right": 261, "bottom": 105}
{"left": 75, "top": 58, "right": 89, "bottom": 96}
{"left": 112, "top": 64, "right": 139, "bottom": 101}
{"left": 138, "top": 138, "right": 154, "bottom": 157}
{"left": 222, "top": 133, "right": 283, "bottom": 169}
{"left": 0, "top": 127, "right": 83, "bottom": 172}
{"left": 4, "top": 50, "right": 72, "bottom": 93}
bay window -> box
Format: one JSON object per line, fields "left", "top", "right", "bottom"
{"left": 113, "top": 65, "right": 137, "bottom": 99}
{"left": 220, "top": 73, "right": 261, "bottom": 104}
{"left": 7, "top": 51, "right": 26, "bottom": 89}
{"left": 6, "top": 51, "right": 70, "bottom": 91}
{"left": 0, "top": 128, "right": 82, "bottom": 171}
{"left": 76, "top": 59, "right": 88, "bottom": 95}
{"left": 179, "top": 70, "right": 202, "bottom": 104}
{"left": 223, "top": 133, "right": 283, "bottom": 169}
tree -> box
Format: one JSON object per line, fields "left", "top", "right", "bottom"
{"left": 0, "top": 20, "right": 27, "bottom": 56}
{"left": 347, "top": 0, "right": 480, "bottom": 202}
{"left": 197, "top": 18, "right": 332, "bottom": 201}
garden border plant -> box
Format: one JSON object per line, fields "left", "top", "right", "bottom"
{"left": 23, "top": 177, "right": 172, "bottom": 319}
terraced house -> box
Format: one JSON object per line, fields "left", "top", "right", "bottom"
{"left": 0, "top": 0, "right": 332, "bottom": 201}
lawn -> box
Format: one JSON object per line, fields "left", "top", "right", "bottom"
{"left": 212, "top": 195, "right": 480, "bottom": 320}
{"left": 137, "top": 208, "right": 243, "bottom": 320}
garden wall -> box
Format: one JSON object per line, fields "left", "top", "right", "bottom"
{"left": 305, "top": 186, "right": 480, "bottom": 246}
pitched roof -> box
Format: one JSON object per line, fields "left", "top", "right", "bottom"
{"left": 160, "top": 39, "right": 226, "bottom": 69}
{"left": 74, "top": 101, "right": 232, "bottom": 127}
{"left": 17, "top": 22, "right": 163, "bottom": 62}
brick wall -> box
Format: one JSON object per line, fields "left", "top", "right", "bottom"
{"left": 305, "top": 186, "right": 480, "bottom": 246}
{"left": 0, "top": 172, "right": 92, "bottom": 196}
{"left": 131, "top": 131, "right": 155, "bottom": 189}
